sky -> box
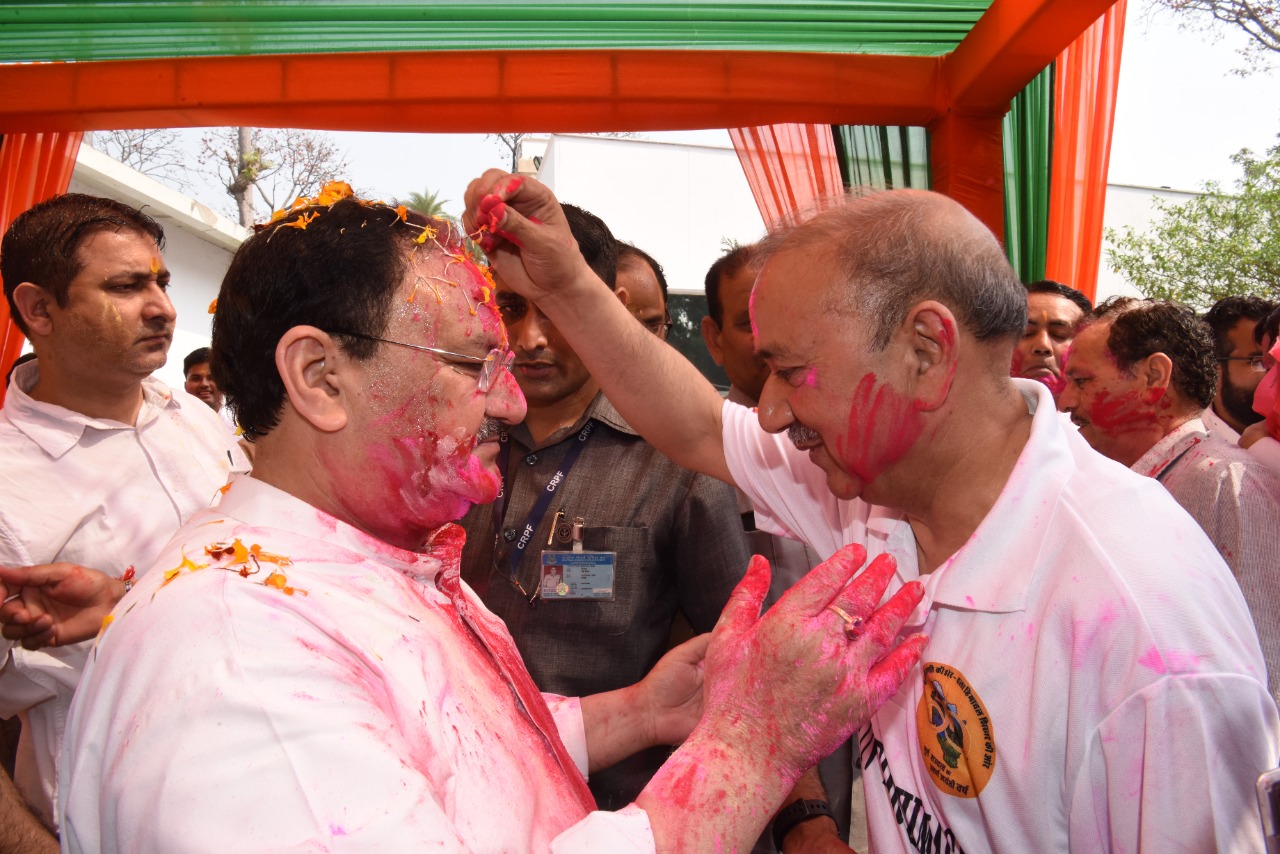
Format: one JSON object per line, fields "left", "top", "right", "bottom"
{"left": 170, "top": 1, "right": 1280, "bottom": 222}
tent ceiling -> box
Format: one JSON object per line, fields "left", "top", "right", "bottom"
{"left": 0, "top": 2, "right": 992, "bottom": 61}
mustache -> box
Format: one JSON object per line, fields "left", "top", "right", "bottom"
{"left": 788, "top": 423, "right": 821, "bottom": 447}
{"left": 475, "top": 417, "right": 506, "bottom": 442}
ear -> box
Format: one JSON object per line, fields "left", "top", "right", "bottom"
{"left": 1140, "top": 352, "right": 1174, "bottom": 394}
{"left": 275, "top": 326, "right": 348, "bottom": 433}
{"left": 701, "top": 315, "right": 726, "bottom": 366}
{"left": 615, "top": 284, "right": 632, "bottom": 308}
{"left": 11, "top": 282, "right": 54, "bottom": 337}
{"left": 901, "top": 300, "right": 959, "bottom": 412}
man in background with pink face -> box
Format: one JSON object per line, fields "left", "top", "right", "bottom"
{"left": 1010, "top": 279, "right": 1091, "bottom": 402}
{"left": 1059, "top": 297, "right": 1280, "bottom": 707}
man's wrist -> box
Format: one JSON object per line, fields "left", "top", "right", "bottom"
{"left": 772, "top": 799, "right": 836, "bottom": 851}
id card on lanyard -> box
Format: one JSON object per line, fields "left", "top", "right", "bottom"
{"left": 493, "top": 421, "right": 616, "bottom": 604}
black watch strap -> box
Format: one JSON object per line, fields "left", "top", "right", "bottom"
{"left": 771, "top": 798, "right": 835, "bottom": 851}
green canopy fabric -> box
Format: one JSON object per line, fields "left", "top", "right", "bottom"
{"left": 0, "top": 1, "right": 993, "bottom": 61}
{"left": 1003, "top": 66, "right": 1054, "bottom": 283}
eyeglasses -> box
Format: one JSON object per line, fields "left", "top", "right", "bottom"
{"left": 331, "top": 330, "right": 514, "bottom": 392}
{"left": 642, "top": 312, "right": 674, "bottom": 338}
{"left": 1217, "top": 356, "right": 1267, "bottom": 373}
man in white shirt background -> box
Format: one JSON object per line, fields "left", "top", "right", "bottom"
{"left": 0, "top": 193, "right": 247, "bottom": 839}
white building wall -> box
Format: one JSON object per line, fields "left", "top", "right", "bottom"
{"left": 65, "top": 145, "right": 248, "bottom": 390}
{"left": 534, "top": 135, "right": 765, "bottom": 294}
{"left": 1096, "top": 183, "right": 1201, "bottom": 303}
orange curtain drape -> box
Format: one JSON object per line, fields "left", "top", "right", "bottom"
{"left": 1044, "top": 0, "right": 1127, "bottom": 302}
{"left": 0, "top": 131, "right": 83, "bottom": 404}
{"left": 728, "top": 124, "right": 845, "bottom": 231}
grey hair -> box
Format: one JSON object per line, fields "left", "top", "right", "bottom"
{"left": 758, "top": 189, "right": 1026, "bottom": 351}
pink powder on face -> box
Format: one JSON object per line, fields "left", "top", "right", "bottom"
{"left": 1085, "top": 387, "right": 1167, "bottom": 433}
{"left": 832, "top": 372, "right": 926, "bottom": 483}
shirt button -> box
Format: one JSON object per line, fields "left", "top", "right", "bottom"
{"left": 525, "top": 454, "right": 538, "bottom": 465}
{"left": 503, "top": 529, "right": 518, "bottom": 542}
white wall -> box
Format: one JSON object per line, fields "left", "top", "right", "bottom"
{"left": 1096, "top": 183, "right": 1201, "bottom": 303}
{"left": 535, "top": 135, "right": 765, "bottom": 294}
{"left": 65, "top": 145, "right": 248, "bottom": 389}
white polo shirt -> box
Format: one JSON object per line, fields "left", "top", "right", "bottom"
{"left": 723, "top": 379, "right": 1279, "bottom": 853}
{"left": 0, "top": 360, "right": 247, "bottom": 828}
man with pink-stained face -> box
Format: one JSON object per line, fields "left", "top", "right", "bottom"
{"left": 1010, "top": 279, "right": 1091, "bottom": 402}
{"left": 463, "top": 173, "right": 1280, "bottom": 854}
{"left": 53, "top": 189, "right": 928, "bottom": 854}
{"left": 1060, "top": 296, "right": 1280, "bottom": 706}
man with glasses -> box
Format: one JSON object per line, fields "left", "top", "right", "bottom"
{"left": 1061, "top": 296, "right": 1280, "bottom": 704}
{"left": 458, "top": 204, "right": 747, "bottom": 812}
{"left": 1201, "top": 295, "right": 1276, "bottom": 441}
{"left": 56, "top": 189, "right": 929, "bottom": 852}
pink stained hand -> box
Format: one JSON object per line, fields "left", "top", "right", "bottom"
{"left": 702, "top": 545, "right": 927, "bottom": 779}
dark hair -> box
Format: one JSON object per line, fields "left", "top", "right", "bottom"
{"left": 1201, "top": 295, "right": 1275, "bottom": 358}
{"left": 760, "top": 190, "right": 1026, "bottom": 350}
{"left": 2, "top": 193, "right": 165, "bottom": 337}
{"left": 704, "top": 243, "right": 761, "bottom": 325}
{"left": 211, "top": 197, "right": 451, "bottom": 439}
{"left": 617, "top": 243, "right": 668, "bottom": 301}
{"left": 183, "top": 347, "right": 212, "bottom": 376}
{"left": 561, "top": 204, "right": 618, "bottom": 290}
{"left": 1027, "top": 279, "right": 1092, "bottom": 315}
{"left": 1251, "top": 304, "right": 1280, "bottom": 348}
{"left": 1087, "top": 296, "right": 1218, "bottom": 409}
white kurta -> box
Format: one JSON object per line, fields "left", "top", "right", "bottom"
{"left": 59, "top": 475, "right": 655, "bottom": 852}
{"left": 722, "top": 379, "right": 1280, "bottom": 853}
{"left": 0, "top": 361, "right": 247, "bottom": 828}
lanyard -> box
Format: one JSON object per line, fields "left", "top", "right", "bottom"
{"left": 494, "top": 420, "right": 596, "bottom": 599}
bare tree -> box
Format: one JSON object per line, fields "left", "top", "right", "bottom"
{"left": 487, "top": 133, "right": 528, "bottom": 172}
{"left": 487, "top": 131, "right": 642, "bottom": 172}
{"left": 85, "top": 129, "right": 192, "bottom": 190}
{"left": 197, "top": 127, "right": 351, "bottom": 226}
{"left": 1150, "top": 0, "right": 1279, "bottom": 72}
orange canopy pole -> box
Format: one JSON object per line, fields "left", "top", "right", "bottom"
{"left": 1044, "top": 1, "right": 1128, "bottom": 302}
{"left": 0, "top": 131, "right": 84, "bottom": 403}
{"left": 944, "top": 0, "right": 1123, "bottom": 112}
{"left": 0, "top": 50, "right": 941, "bottom": 134}
{"left": 927, "top": 111, "right": 1007, "bottom": 241}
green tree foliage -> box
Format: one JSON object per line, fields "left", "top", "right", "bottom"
{"left": 1105, "top": 142, "right": 1280, "bottom": 310}
{"left": 399, "top": 189, "right": 450, "bottom": 217}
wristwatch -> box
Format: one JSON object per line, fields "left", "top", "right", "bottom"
{"left": 771, "top": 798, "right": 835, "bottom": 851}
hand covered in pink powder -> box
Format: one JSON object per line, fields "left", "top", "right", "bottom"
{"left": 461, "top": 170, "right": 601, "bottom": 305}
{"left": 702, "top": 545, "right": 926, "bottom": 779}
{"left": 0, "top": 563, "right": 124, "bottom": 649}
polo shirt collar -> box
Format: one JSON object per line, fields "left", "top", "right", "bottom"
{"left": 3, "top": 361, "right": 179, "bottom": 460}
{"left": 924, "top": 380, "right": 1074, "bottom": 614}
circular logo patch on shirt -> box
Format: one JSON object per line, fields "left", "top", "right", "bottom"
{"left": 915, "top": 661, "right": 996, "bottom": 798}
